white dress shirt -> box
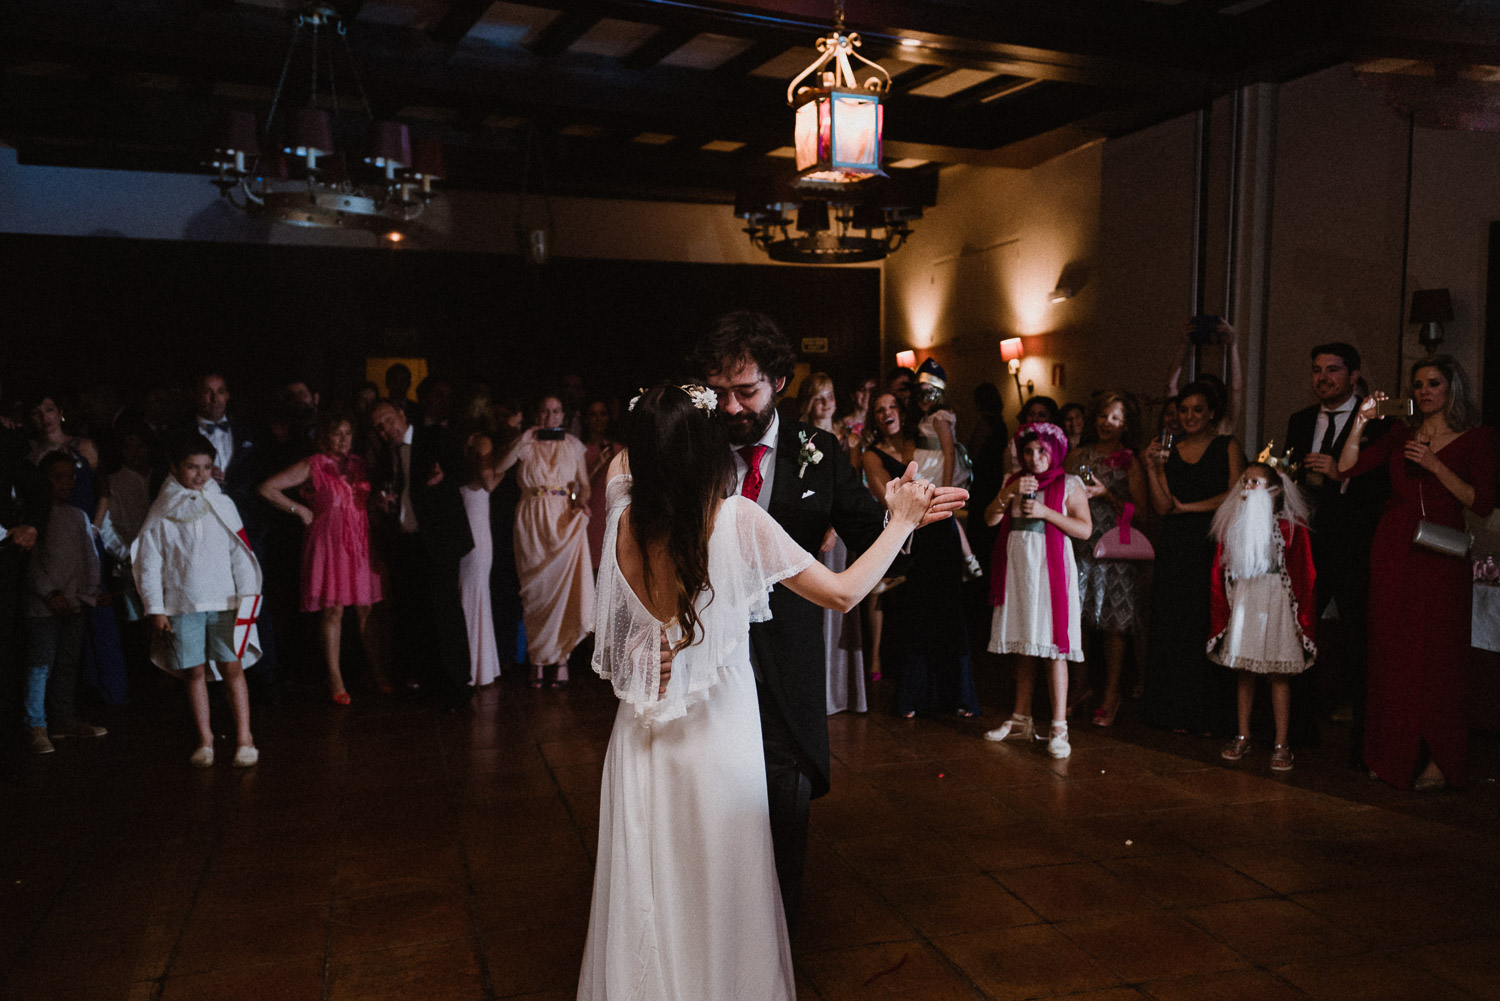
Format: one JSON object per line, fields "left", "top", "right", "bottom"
{"left": 730, "top": 410, "right": 780, "bottom": 512}
{"left": 397, "top": 423, "right": 419, "bottom": 533}
{"left": 197, "top": 416, "right": 234, "bottom": 473}
{"left": 1312, "top": 396, "right": 1357, "bottom": 453}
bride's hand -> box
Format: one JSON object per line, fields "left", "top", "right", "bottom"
{"left": 885, "top": 464, "right": 935, "bottom": 527}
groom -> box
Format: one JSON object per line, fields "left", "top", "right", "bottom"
{"left": 694, "top": 312, "right": 966, "bottom": 930}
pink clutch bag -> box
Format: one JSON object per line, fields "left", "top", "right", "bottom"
{"left": 1093, "top": 502, "right": 1154, "bottom": 561}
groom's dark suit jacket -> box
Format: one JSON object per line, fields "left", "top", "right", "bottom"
{"left": 750, "top": 420, "right": 887, "bottom": 798}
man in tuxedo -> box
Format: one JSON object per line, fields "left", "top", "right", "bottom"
{"left": 189, "top": 372, "right": 281, "bottom": 697}
{"left": 1284, "top": 342, "right": 1388, "bottom": 762}
{"left": 370, "top": 400, "right": 473, "bottom": 711}
{"left": 694, "top": 312, "right": 965, "bottom": 930}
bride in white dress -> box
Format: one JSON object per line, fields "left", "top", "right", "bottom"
{"left": 578, "top": 383, "right": 940, "bottom": 1001}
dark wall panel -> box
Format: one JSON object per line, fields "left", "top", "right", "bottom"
{"left": 2, "top": 234, "right": 879, "bottom": 416}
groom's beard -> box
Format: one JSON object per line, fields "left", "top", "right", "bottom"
{"left": 1219, "top": 488, "right": 1277, "bottom": 579}
{"left": 725, "top": 397, "right": 777, "bottom": 446}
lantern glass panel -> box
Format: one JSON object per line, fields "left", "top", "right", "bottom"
{"left": 795, "top": 100, "right": 820, "bottom": 172}
{"left": 832, "top": 93, "right": 880, "bottom": 168}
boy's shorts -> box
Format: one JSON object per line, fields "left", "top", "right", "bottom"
{"left": 164, "top": 610, "right": 238, "bottom": 674}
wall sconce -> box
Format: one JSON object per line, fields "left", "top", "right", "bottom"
{"left": 1049, "top": 287, "right": 1074, "bottom": 304}
{"left": 895, "top": 349, "right": 917, "bottom": 370}
{"left": 999, "top": 337, "right": 1027, "bottom": 402}
{"left": 1409, "top": 288, "right": 1453, "bottom": 353}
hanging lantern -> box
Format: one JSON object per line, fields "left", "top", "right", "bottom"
{"left": 786, "top": 6, "right": 890, "bottom": 189}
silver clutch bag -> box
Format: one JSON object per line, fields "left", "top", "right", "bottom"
{"left": 1412, "top": 482, "right": 1472, "bottom": 558}
{"left": 1413, "top": 519, "right": 1472, "bottom": 558}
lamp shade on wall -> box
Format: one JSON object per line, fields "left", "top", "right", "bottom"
{"left": 895, "top": 349, "right": 916, "bottom": 370}
{"left": 999, "top": 337, "right": 1024, "bottom": 364}
{"left": 1409, "top": 288, "right": 1454, "bottom": 324}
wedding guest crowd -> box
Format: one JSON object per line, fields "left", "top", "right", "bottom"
{"left": 2, "top": 317, "right": 1494, "bottom": 796}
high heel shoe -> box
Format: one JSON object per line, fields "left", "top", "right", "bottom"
{"left": 1092, "top": 695, "right": 1120, "bottom": 728}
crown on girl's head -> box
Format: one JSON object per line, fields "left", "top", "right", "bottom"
{"left": 1255, "top": 441, "right": 1299, "bottom": 476}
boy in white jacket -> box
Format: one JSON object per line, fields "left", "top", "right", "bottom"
{"left": 133, "top": 435, "right": 263, "bottom": 768}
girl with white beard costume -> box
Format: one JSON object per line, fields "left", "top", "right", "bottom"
{"left": 1207, "top": 455, "right": 1316, "bottom": 772}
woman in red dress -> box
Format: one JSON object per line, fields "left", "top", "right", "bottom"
{"left": 1339, "top": 355, "right": 1495, "bottom": 790}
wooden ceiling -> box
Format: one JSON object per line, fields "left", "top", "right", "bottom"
{"left": 0, "top": 0, "right": 1488, "bottom": 203}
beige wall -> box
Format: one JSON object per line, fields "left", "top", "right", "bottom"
{"left": 884, "top": 62, "right": 1500, "bottom": 451}
{"left": 882, "top": 145, "right": 1104, "bottom": 434}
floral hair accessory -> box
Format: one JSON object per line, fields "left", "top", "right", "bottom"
{"left": 627, "top": 385, "right": 717, "bottom": 414}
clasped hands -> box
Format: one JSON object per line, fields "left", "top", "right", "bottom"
{"left": 884, "top": 461, "right": 967, "bottom": 527}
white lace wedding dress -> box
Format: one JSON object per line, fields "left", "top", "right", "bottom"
{"left": 578, "top": 475, "right": 813, "bottom": 1001}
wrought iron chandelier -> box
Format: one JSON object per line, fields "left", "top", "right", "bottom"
{"left": 206, "top": 4, "right": 443, "bottom": 233}
{"left": 736, "top": 0, "right": 927, "bottom": 264}
{"left": 736, "top": 180, "right": 925, "bottom": 264}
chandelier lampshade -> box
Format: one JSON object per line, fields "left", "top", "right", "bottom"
{"left": 211, "top": 110, "right": 260, "bottom": 174}
{"left": 285, "top": 108, "right": 335, "bottom": 168}
{"left": 365, "top": 121, "right": 412, "bottom": 177}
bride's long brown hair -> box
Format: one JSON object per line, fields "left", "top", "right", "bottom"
{"left": 626, "top": 384, "right": 736, "bottom": 654}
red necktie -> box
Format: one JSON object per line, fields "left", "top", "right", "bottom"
{"left": 739, "top": 444, "right": 769, "bottom": 502}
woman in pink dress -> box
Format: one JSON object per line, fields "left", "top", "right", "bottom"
{"left": 496, "top": 395, "right": 595, "bottom": 688}
{"left": 582, "top": 398, "right": 620, "bottom": 572}
{"left": 258, "top": 411, "right": 384, "bottom": 704}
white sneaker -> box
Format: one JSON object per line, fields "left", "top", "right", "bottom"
{"left": 232, "top": 745, "right": 259, "bottom": 768}
{"left": 1047, "top": 723, "right": 1071, "bottom": 759}
{"left": 189, "top": 746, "right": 214, "bottom": 768}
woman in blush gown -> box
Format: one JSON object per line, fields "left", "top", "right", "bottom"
{"left": 578, "top": 383, "right": 937, "bottom": 1001}
{"left": 257, "top": 411, "right": 384, "bottom": 703}
{"left": 496, "top": 394, "right": 595, "bottom": 688}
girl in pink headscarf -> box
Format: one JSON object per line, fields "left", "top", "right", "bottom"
{"left": 981, "top": 422, "right": 1093, "bottom": 758}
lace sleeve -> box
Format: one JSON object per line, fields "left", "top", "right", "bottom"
{"left": 728, "top": 497, "right": 816, "bottom": 623}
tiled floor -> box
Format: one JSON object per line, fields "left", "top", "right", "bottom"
{"left": 2, "top": 663, "right": 1497, "bottom": 1001}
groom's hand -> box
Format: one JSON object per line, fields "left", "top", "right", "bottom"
{"left": 658, "top": 633, "right": 673, "bottom": 696}
{"left": 922, "top": 486, "right": 968, "bottom": 527}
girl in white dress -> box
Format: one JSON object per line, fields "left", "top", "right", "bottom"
{"left": 981, "top": 422, "right": 1093, "bottom": 759}
{"left": 578, "top": 383, "right": 941, "bottom": 1001}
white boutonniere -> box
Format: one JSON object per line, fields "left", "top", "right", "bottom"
{"left": 797, "top": 431, "right": 824, "bottom": 479}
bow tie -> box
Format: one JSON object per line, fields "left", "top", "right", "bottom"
{"left": 200, "top": 419, "right": 231, "bottom": 432}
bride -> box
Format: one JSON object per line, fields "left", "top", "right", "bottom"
{"left": 578, "top": 382, "right": 941, "bottom": 1001}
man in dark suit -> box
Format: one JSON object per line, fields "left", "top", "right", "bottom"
{"left": 1284, "top": 341, "right": 1388, "bottom": 763}
{"left": 370, "top": 400, "right": 474, "bottom": 711}
{"left": 694, "top": 312, "right": 965, "bottom": 930}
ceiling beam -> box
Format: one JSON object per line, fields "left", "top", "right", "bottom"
{"left": 523, "top": 9, "right": 601, "bottom": 58}
{"left": 429, "top": 0, "right": 492, "bottom": 47}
